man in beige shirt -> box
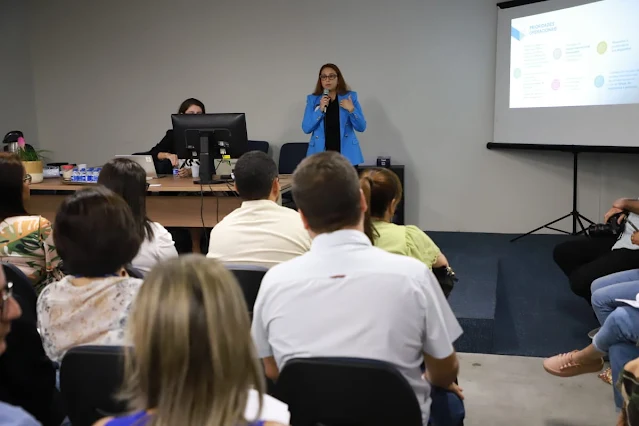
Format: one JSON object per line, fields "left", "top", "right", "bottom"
{"left": 207, "top": 151, "right": 311, "bottom": 268}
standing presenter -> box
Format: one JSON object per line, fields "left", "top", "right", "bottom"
{"left": 302, "top": 63, "right": 367, "bottom": 165}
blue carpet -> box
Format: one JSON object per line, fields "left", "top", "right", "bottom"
{"left": 428, "top": 232, "right": 599, "bottom": 358}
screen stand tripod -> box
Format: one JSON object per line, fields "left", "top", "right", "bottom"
{"left": 511, "top": 151, "right": 595, "bottom": 243}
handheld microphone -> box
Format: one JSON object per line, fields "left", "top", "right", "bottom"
{"left": 323, "top": 88, "right": 330, "bottom": 113}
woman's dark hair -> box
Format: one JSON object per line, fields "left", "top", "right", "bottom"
{"left": 98, "top": 158, "right": 153, "bottom": 240}
{"left": 0, "top": 152, "right": 28, "bottom": 222}
{"left": 359, "top": 168, "right": 403, "bottom": 244}
{"left": 177, "top": 98, "right": 206, "bottom": 114}
{"left": 53, "top": 186, "right": 142, "bottom": 277}
{"left": 312, "top": 63, "right": 351, "bottom": 96}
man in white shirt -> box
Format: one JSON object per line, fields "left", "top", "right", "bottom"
{"left": 207, "top": 151, "right": 311, "bottom": 268}
{"left": 251, "top": 151, "right": 463, "bottom": 425}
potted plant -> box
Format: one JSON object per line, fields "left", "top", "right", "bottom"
{"left": 15, "top": 137, "right": 51, "bottom": 184}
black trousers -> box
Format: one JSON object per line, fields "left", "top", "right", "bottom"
{"left": 553, "top": 236, "right": 639, "bottom": 301}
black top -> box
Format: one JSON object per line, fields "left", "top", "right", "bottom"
{"left": 149, "top": 130, "right": 176, "bottom": 175}
{"left": 324, "top": 97, "right": 341, "bottom": 153}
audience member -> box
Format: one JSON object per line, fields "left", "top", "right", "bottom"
{"left": 207, "top": 151, "right": 311, "bottom": 268}
{"left": 0, "top": 265, "right": 65, "bottom": 426}
{"left": 0, "top": 267, "right": 41, "bottom": 426}
{"left": 359, "top": 167, "right": 450, "bottom": 269}
{"left": 554, "top": 198, "right": 639, "bottom": 302}
{"left": 37, "top": 187, "right": 143, "bottom": 363}
{"left": 94, "top": 255, "right": 288, "bottom": 426}
{"left": 98, "top": 158, "right": 178, "bottom": 275}
{"left": 0, "top": 152, "right": 62, "bottom": 294}
{"left": 251, "top": 151, "right": 463, "bottom": 426}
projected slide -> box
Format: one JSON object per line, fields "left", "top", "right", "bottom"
{"left": 510, "top": 0, "right": 639, "bottom": 109}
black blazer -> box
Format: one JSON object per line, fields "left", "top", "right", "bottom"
{"left": 149, "top": 130, "right": 175, "bottom": 175}
{"left": 0, "top": 266, "right": 65, "bottom": 426}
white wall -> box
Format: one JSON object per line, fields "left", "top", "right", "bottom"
{"left": 26, "top": 0, "right": 639, "bottom": 233}
{"left": 0, "top": 0, "right": 38, "bottom": 145}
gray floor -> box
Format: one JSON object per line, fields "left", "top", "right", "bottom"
{"left": 459, "top": 353, "right": 618, "bottom": 426}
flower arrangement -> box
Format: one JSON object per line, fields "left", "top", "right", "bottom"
{"left": 15, "top": 136, "right": 51, "bottom": 162}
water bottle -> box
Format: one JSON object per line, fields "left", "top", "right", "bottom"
{"left": 71, "top": 168, "right": 79, "bottom": 182}
{"left": 93, "top": 167, "right": 101, "bottom": 182}
{"left": 86, "top": 167, "right": 94, "bottom": 182}
{"left": 172, "top": 166, "right": 179, "bottom": 177}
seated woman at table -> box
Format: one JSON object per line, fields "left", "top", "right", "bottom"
{"left": 149, "top": 98, "right": 205, "bottom": 177}
{"left": 359, "top": 167, "right": 450, "bottom": 270}
{"left": 0, "top": 152, "right": 63, "bottom": 294}
{"left": 98, "top": 158, "right": 178, "bottom": 275}
{"left": 37, "top": 186, "right": 143, "bottom": 363}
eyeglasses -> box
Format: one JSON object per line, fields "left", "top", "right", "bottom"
{"left": 23, "top": 174, "right": 32, "bottom": 185}
{"left": 0, "top": 282, "right": 14, "bottom": 320}
{"left": 320, "top": 74, "right": 337, "bottom": 81}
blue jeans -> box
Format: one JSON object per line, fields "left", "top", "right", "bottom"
{"left": 592, "top": 306, "right": 639, "bottom": 353}
{"left": 609, "top": 343, "right": 639, "bottom": 409}
{"left": 591, "top": 269, "right": 639, "bottom": 325}
{"left": 429, "top": 386, "right": 465, "bottom": 426}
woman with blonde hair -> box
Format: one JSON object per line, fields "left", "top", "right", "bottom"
{"left": 94, "top": 255, "right": 288, "bottom": 426}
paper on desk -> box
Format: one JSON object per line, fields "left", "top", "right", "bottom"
{"left": 615, "top": 293, "right": 639, "bottom": 309}
{"left": 244, "top": 389, "right": 290, "bottom": 424}
{"left": 148, "top": 184, "right": 162, "bottom": 187}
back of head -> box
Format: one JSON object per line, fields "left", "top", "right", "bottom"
{"left": 359, "top": 168, "right": 403, "bottom": 243}
{"left": 98, "top": 158, "right": 152, "bottom": 240}
{"left": 53, "top": 186, "right": 142, "bottom": 277}
{"left": 0, "top": 152, "right": 28, "bottom": 221}
{"left": 292, "top": 151, "right": 362, "bottom": 234}
{"left": 121, "top": 255, "right": 264, "bottom": 426}
{"left": 233, "top": 151, "right": 278, "bottom": 201}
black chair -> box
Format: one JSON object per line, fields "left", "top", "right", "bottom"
{"left": 247, "top": 140, "right": 270, "bottom": 154}
{"left": 278, "top": 142, "right": 308, "bottom": 175}
{"left": 0, "top": 263, "right": 66, "bottom": 426}
{"left": 225, "top": 264, "right": 268, "bottom": 316}
{"left": 60, "top": 345, "right": 127, "bottom": 426}
{"left": 275, "top": 357, "right": 423, "bottom": 426}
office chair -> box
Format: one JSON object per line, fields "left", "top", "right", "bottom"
{"left": 247, "top": 140, "right": 270, "bottom": 154}
{"left": 60, "top": 345, "right": 127, "bottom": 426}
{"left": 225, "top": 264, "right": 268, "bottom": 316}
{"left": 278, "top": 143, "right": 308, "bottom": 175}
{"left": 275, "top": 357, "right": 423, "bottom": 426}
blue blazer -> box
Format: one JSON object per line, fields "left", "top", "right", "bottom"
{"left": 301, "top": 91, "right": 367, "bottom": 165}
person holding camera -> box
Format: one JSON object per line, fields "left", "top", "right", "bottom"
{"left": 553, "top": 198, "right": 639, "bottom": 303}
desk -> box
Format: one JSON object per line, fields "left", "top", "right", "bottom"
{"left": 27, "top": 176, "right": 292, "bottom": 228}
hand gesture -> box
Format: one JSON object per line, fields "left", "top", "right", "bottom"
{"left": 178, "top": 167, "right": 192, "bottom": 178}
{"left": 160, "top": 152, "right": 179, "bottom": 166}
{"left": 319, "top": 95, "right": 330, "bottom": 112}
{"left": 631, "top": 231, "right": 639, "bottom": 246}
{"left": 339, "top": 95, "right": 355, "bottom": 113}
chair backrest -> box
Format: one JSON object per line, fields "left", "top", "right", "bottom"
{"left": 247, "top": 140, "right": 270, "bottom": 154}
{"left": 2, "top": 263, "right": 37, "bottom": 321}
{"left": 275, "top": 357, "right": 423, "bottom": 426}
{"left": 60, "top": 345, "right": 127, "bottom": 426}
{"left": 278, "top": 143, "right": 308, "bottom": 175}
{"left": 225, "top": 264, "right": 268, "bottom": 315}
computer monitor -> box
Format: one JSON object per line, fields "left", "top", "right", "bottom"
{"left": 171, "top": 113, "right": 248, "bottom": 184}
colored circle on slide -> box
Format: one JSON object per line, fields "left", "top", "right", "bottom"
{"left": 553, "top": 48, "right": 562, "bottom": 60}
{"left": 597, "top": 41, "right": 608, "bottom": 54}
{"left": 514, "top": 68, "right": 522, "bottom": 79}
{"left": 594, "top": 75, "right": 605, "bottom": 88}
{"left": 551, "top": 79, "right": 561, "bottom": 90}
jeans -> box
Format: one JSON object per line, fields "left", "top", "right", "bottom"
{"left": 591, "top": 269, "right": 639, "bottom": 325}
{"left": 429, "top": 386, "right": 465, "bottom": 426}
{"left": 592, "top": 306, "right": 639, "bottom": 353}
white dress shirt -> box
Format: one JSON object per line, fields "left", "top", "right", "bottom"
{"left": 207, "top": 199, "right": 312, "bottom": 268}
{"left": 251, "top": 230, "right": 462, "bottom": 425}
{"left": 131, "top": 222, "right": 178, "bottom": 275}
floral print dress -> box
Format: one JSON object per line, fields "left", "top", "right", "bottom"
{"left": 0, "top": 216, "right": 63, "bottom": 294}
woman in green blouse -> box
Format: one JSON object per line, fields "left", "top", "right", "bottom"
{"left": 360, "top": 167, "right": 449, "bottom": 269}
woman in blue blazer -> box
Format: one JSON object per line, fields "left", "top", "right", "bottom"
{"left": 302, "top": 63, "right": 367, "bottom": 165}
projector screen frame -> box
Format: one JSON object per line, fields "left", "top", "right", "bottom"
{"left": 497, "top": 0, "right": 549, "bottom": 10}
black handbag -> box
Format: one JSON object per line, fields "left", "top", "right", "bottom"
{"left": 587, "top": 212, "right": 627, "bottom": 238}
{"left": 432, "top": 266, "right": 458, "bottom": 298}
